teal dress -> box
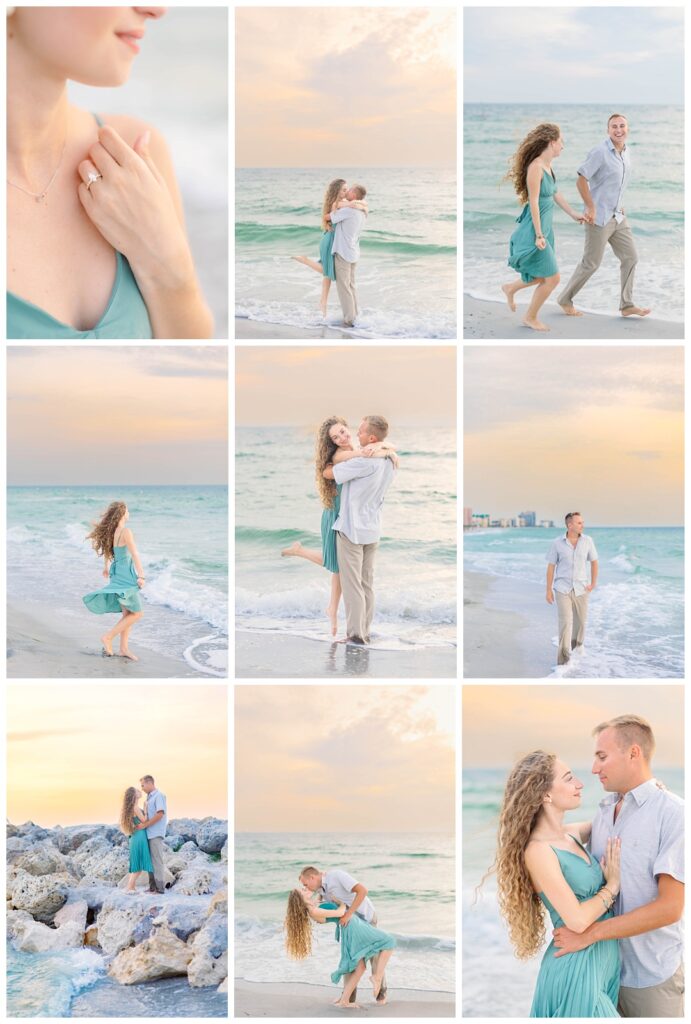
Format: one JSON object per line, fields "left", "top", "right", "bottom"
{"left": 319, "top": 230, "right": 336, "bottom": 281}
{"left": 83, "top": 545, "right": 143, "bottom": 615}
{"left": 508, "top": 169, "right": 559, "bottom": 282}
{"left": 530, "top": 838, "right": 620, "bottom": 1018}
{"left": 129, "top": 816, "right": 153, "bottom": 873}
{"left": 319, "top": 903, "right": 396, "bottom": 985}
{"left": 320, "top": 485, "right": 341, "bottom": 574}
{"left": 7, "top": 114, "right": 153, "bottom": 340}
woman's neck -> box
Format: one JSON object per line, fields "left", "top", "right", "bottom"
{"left": 7, "top": 35, "right": 71, "bottom": 183}
{"left": 532, "top": 804, "right": 567, "bottom": 840}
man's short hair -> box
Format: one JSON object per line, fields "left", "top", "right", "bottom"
{"left": 607, "top": 113, "right": 627, "bottom": 126}
{"left": 564, "top": 511, "right": 580, "bottom": 526}
{"left": 363, "top": 415, "right": 388, "bottom": 440}
{"left": 593, "top": 714, "right": 655, "bottom": 761}
{"left": 299, "top": 866, "right": 320, "bottom": 880}
{"left": 140, "top": 775, "right": 155, "bottom": 784}
{"left": 352, "top": 184, "right": 367, "bottom": 199}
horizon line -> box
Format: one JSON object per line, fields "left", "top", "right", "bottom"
{"left": 7, "top": 482, "right": 228, "bottom": 488}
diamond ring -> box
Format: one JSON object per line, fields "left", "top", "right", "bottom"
{"left": 86, "top": 171, "right": 103, "bottom": 191}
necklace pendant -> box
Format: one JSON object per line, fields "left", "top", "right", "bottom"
{"left": 35, "top": 193, "right": 46, "bottom": 203}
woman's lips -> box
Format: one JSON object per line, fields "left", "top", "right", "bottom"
{"left": 116, "top": 32, "right": 143, "bottom": 54}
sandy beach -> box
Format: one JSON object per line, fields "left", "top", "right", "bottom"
{"left": 463, "top": 572, "right": 554, "bottom": 679}
{"left": 235, "top": 317, "right": 358, "bottom": 340}
{"left": 234, "top": 980, "right": 455, "bottom": 1018}
{"left": 236, "top": 631, "right": 457, "bottom": 679}
{"left": 7, "top": 601, "right": 198, "bottom": 679}
{"left": 463, "top": 295, "right": 684, "bottom": 339}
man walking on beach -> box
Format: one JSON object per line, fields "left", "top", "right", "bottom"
{"left": 135, "top": 775, "right": 168, "bottom": 894}
{"left": 300, "top": 865, "right": 388, "bottom": 1004}
{"left": 329, "top": 184, "right": 367, "bottom": 327}
{"left": 558, "top": 114, "right": 651, "bottom": 319}
{"left": 546, "top": 513, "right": 598, "bottom": 666}
{"left": 553, "top": 715, "right": 684, "bottom": 1017}
{"left": 323, "top": 415, "right": 395, "bottom": 645}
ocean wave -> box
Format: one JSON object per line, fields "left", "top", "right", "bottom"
{"left": 235, "top": 914, "right": 454, "bottom": 953}
{"left": 146, "top": 567, "right": 228, "bottom": 632}
{"left": 236, "top": 301, "right": 456, "bottom": 340}
{"left": 183, "top": 633, "right": 228, "bottom": 678}
{"left": 236, "top": 220, "right": 456, "bottom": 257}
{"left": 236, "top": 584, "right": 456, "bottom": 627}
{"left": 7, "top": 946, "right": 106, "bottom": 1018}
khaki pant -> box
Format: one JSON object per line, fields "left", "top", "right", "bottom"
{"left": 334, "top": 253, "right": 359, "bottom": 325}
{"left": 336, "top": 532, "right": 377, "bottom": 641}
{"left": 558, "top": 215, "right": 638, "bottom": 310}
{"left": 618, "top": 963, "right": 684, "bottom": 1018}
{"left": 555, "top": 589, "right": 589, "bottom": 665}
{"left": 147, "top": 836, "right": 166, "bottom": 893}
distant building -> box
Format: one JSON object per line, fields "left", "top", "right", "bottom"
{"left": 519, "top": 510, "right": 537, "bottom": 527}
{"left": 472, "top": 512, "right": 490, "bottom": 528}
{"left": 463, "top": 507, "right": 473, "bottom": 528}
{"left": 539, "top": 519, "right": 555, "bottom": 529}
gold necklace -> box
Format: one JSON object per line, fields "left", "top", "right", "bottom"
{"left": 7, "top": 136, "right": 67, "bottom": 202}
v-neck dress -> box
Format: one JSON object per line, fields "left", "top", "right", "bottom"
{"left": 508, "top": 169, "right": 559, "bottom": 282}
{"left": 530, "top": 837, "right": 620, "bottom": 1017}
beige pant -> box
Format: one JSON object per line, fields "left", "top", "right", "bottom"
{"left": 147, "top": 836, "right": 166, "bottom": 893}
{"left": 554, "top": 589, "right": 589, "bottom": 665}
{"left": 558, "top": 215, "right": 638, "bottom": 310}
{"left": 618, "top": 963, "right": 684, "bottom": 1018}
{"left": 334, "top": 253, "right": 359, "bottom": 325}
{"left": 336, "top": 532, "right": 377, "bottom": 641}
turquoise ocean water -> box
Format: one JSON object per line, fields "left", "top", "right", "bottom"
{"left": 464, "top": 104, "right": 684, "bottom": 322}
{"left": 235, "top": 832, "right": 455, "bottom": 993}
{"left": 7, "top": 486, "right": 228, "bottom": 675}
{"left": 236, "top": 427, "right": 456, "bottom": 648}
{"left": 463, "top": 766, "right": 684, "bottom": 1016}
{"left": 465, "top": 527, "right": 684, "bottom": 677}
{"left": 236, "top": 167, "right": 456, "bottom": 338}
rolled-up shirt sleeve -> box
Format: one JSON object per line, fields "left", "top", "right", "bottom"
{"left": 588, "top": 539, "right": 599, "bottom": 561}
{"left": 653, "top": 804, "right": 685, "bottom": 883}
{"left": 333, "top": 458, "right": 379, "bottom": 484}
{"left": 546, "top": 542, "right": 559, "bottom": 565}
{"left": 578, "top": 145, "right": 605, "bottom": 181}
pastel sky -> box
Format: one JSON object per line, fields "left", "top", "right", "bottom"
{"left": 7, "top": 347, "right": 228, "bottom": 485}
{"left": 464, "top": 346, "right": 683, "bottom": 526}
{"left": 236, "top": 7, "right": 456, "bottom": 167}
{"left": 7, "top": 685, "right": 227, "bottom": 826}
{"left": 235, "top": 685, "right": 455, "bottom": 832}
{"left": 464, "top": 7, "right": 683, "bottom": 104}
{"left": 236, "top": 346, "right": 456, "bottom": 426}
{"left": 463, "top": 685, "right": 684, "bottom": 768}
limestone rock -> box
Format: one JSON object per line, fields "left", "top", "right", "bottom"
{"left": 6, "top": 909, "right": 33, "bottom": 940}
{"left": 217, "top": 976, "right": 228, "bottom": 994}
{"left": 167, "top": 819, "right": 199, "bottom": 844}
{"left": 170, "top": 863, "right": 215, "bottom": 896}
{"left": 72, "top": 838, "right": 130, "bottom": 883}
{"left": 54, "top": 824, "right": 120, "bottom": 854}
{"left": 85, "top": 924, "right": 100, "bottom": 947}
{"left": 108, "top": 924, "right": 193, "bottom": 985}
{"left": 10, "top": 869, "right": 69, "bottom": 922}
{"left": 187, "top": 912, "right": 228, "bottom": 988}
{"left": 208, "top": 888, "right": 228, "bottom": 916}
{"left": 11, "top": 918, "right": 84, "bottom": 953}
{"left": 158, "top": 901, "right": 208, "bottom": 942}
{"left": 54, "top": 898, "right": 88, "bottom": 931}
{"left": 16, "top": 842, "right": 68, "bottom": 877}
{"left": 95, "top": 890, "right": 155, "bottom": 955}
{"left": 195, "top": 819, "right": 227, "bottom": 854}
{"left": 220, "top": 838, "right": 228, "bottom": 863}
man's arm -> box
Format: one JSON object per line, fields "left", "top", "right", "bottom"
{"left": 586, "top": 559, "right": 599, "bottom": 592}
{"left": 329, "top": 207, "right": 356, "bottom": 224}
{"left": 553, "top": 874, "right": 684, "bottom": 956}
{"left": 340, "top": 883, "right": 368, "bottom": 927}
{"left": 135, "top": 809, "right": 164, "bottom": 831}
{"left": 546, "top": 562, "right": 556, "bottom": 604}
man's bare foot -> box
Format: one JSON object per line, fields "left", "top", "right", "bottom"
{"left": 521, "top": 318, "right": 550, "bottom": 332}
{"left": 101, "top": 635, "right": 113, "bottom": 656}
{"left": 320, "top": 305, "right": 327, "bottom": 318}
{"left": 559, "top": 303, "right": 584, "bottom": 317}
{"left": 326, "top": 605, "right": 338, "bottom": 637}
{"left": 501, "top": 283, "right": 517, "bottom": 312}
{"left": 119, "top": 650, "right": 139, "bottom": 662}
{"left": 281, "top": 541, "right": 302, "bottom": 557}
{"left": 621, "top": 306, "right": 652, "bottom": 317}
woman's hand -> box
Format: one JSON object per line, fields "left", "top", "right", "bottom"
{"left": 600, "top": 836, "right": 621, "bottom": 897}
{"left": 360, "top": 443, "right": 381, "bottom": 458}
{"left": 535, "top": 235, "right": 547, "bottom": 251}
{"left": 77, "top": 125, "right": 194, "bottom": 291}
{"left": 102, "top": 569, "right": 110, "bottom": 579}
{"left": 137, "top": 576, "right": 145, "bottom": 590}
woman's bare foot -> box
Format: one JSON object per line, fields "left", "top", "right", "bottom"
{"left": 126, "top": 889, "right": 137, "bottom": 895}
{"left": 521, "top": 318, "right": 550, "bottom": 332}
{"left": 621, "top": 306, "right": 652, "bottom": 317}
{"left": 101, "top": 635, "right": 113, "bottom": 656}
{"left": 501, "top": 283, "right": 517, "bottom": 312}
{"left": 119, "top": 650, "right": 139, "bottom": 662}
{"left": 334, "top": 1001, "right": 361, "bottom": 1009}
{"left": 326, "top": 604, "right": 338, "bottom": 637}
{"left": 372, "top": 973, "right": 384, "bottom": 1000}
{"left": 559, "top": 303, "right": 583, "bottom": 317}
{"left": 291, "top": 255, "right": 309, "bottom": 267}
{"left": 320, "top": 304, "right": 328, "bottom": 318}
{"left": 281, "top": 541, "right": 302, "bottom": 557}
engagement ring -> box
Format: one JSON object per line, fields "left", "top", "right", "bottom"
{"left": 86, "top": 171, "right": 103, "bottom": 191}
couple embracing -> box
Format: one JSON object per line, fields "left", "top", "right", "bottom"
{"left": 119, "top": 774, "right": 168, "bottom": 894}
{"left": 492, "top": 714, "right": 684, "bottom": 1017}
{"left": 502, "top": 114, "right": 651, "bottom": 331}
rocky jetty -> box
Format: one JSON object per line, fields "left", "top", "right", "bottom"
{"left": 6, "top": 818, "right": 228, "bottom": 993}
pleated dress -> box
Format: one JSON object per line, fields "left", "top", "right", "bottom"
{"left": 530, "top": 837, "right": 620, "bottom": 1017}
{"left": 128, "top": 816, "right": 153, "bottom": 872}
{"left": 83, "top": 545, "right": 142, "bottom": 615}
{"left": 319, "top": 903, "right": 396, "bottom": 985}
{"left": 508, "top": 169, "right": 559, "bottom": 283}
{"left": 320, "top": 484, "right": 341, "bottom": 573}
{"left": 319, "top": 229, "right": 336, "bottom": 281}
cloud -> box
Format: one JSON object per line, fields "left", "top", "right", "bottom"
{"left": 626, "top": 450, "right": 662, "bottom": 461}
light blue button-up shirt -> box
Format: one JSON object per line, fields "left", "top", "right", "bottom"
{"left": 332, "top": 457, "right": 394, "bottom": 545}
{"left": 591, "top": 779, "right": 684, "bottom": 988}
{"left": 578, "top": 138, "right": 631, "bottom": 227}
{"left": 146, "top": 789, "right": 168, "bottom": 840}
{"left": 546, "top": 534, "right": 598, "bottom": 596}
{"left": 330, "top": 207, "right": 366, "bottom": 263}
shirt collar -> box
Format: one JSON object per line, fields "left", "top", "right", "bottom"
{"left": 599, "top": 777, "right": 658, "bottom": 809}
{"left": 606, "top": 137, "right": 627, "bottom": 154}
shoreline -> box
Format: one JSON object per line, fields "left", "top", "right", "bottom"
{"left": 7, "top": 600, "right": 199, "bottom": 679}
{"left": 236, "top": 630, "right": 457, "bottom": 679}
{"left": 463, "top": 294, "right": 684, "bottom": 339}
{"left": 234, "top": 979, "right": 455, "bottom": 1018}
{"left": 235, "top": 317, "right": 357, "bottom": 340}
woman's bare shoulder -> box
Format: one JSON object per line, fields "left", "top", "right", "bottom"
{"left": 98, "top": 114, "right": 169, "bottom": 159}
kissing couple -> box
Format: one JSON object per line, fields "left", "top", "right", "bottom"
{"left": 282, "top": 414, "right": 397, "bottom": 645}
{"left": 119, "top": 774, "right": 169, "bottom": 894}
{"left": 285, "top": 865, "right": 396, "bottom": 1008}
{"left": 491, "top": 714, "right": 683, "bottom": 1017}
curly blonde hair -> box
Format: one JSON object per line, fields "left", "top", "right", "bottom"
{"left": 321, "top": 178, "right": 346, "bottom": 232}
{"left": 119, "top": 786, "right": 139, "bottom": 837}
{"left": 505, "top": 123, "right": 560, "bottom": 205}
{"left": 284, "top": 889, "right": 313, "bottom": 959}
{"left": 315, "top": 416, "right": 348, "bottom": 509}
{"left": 491, "top": 751, "right": 557, "bottom": 959}
{"left": 86, "top": 501, "right": 127, "bottom": 561}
